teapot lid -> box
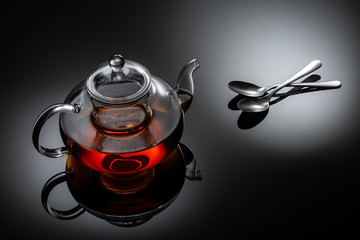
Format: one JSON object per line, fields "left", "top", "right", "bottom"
{"left": 86, "top": 54, "right": 152, "bottom": 105}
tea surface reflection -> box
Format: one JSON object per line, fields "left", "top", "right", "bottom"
{"left": 41, "top": 144, "right": 201, "bottom": 227}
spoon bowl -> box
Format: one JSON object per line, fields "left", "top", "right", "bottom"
{"left": 237, "top": 96, "right": 270, "bottom": 112}
{"left": 228, "top": 81, "right": 273, "bottom": 97}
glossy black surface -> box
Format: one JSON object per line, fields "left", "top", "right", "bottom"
{"left": 2, "top": 0, "right": 360, "bottom": 238}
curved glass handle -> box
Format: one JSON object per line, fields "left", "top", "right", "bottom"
{"left": 41, "top": 170, "right": 85, "bottom": 220}
{"left": 32, "top": 104, "right": 80, "bottom": 158}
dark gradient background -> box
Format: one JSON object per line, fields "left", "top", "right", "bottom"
{"left": 2, "top": 0, "right": 360, "bottom": 238}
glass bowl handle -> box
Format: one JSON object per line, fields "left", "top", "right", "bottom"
{"left": 32, "top": 104, "right": 80, "bottom": 158}
{"left": 41, "top": 170, "right": 85, "bottom": 220}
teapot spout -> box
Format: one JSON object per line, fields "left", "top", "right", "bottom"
{"left": 175, "top": 59, "right": 200, "bottom": 112}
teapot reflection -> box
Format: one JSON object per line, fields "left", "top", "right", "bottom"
{"left": 41, "top": 143, "right": 201, "bottom": 227}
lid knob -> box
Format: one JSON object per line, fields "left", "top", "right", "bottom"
{"left": 109, "top": 54, "right": 125, "bottom": 72}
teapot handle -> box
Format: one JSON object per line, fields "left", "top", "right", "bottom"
{"left": 41, "top": 170, "right": 85, "bottom": 220}
{"left": 32, "top": 104, "right": 80, "bottom": 158}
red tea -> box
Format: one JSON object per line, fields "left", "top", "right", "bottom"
{"left": 60, "top": 104, "right": 183, "bottom": 174}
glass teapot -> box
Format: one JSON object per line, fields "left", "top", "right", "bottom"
{"left": 33, "top": 54, "right": 199, "bottom": 174}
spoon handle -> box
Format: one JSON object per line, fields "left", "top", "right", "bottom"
{"left": 291, "top": 80, "right": 341, "bottom": 88}
{"left": 269, "top": 60, "right": 322, "bottom": 97}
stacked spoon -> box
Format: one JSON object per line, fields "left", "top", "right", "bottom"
{"left": 228, "top": 60, "right": 342, "bottom": 112}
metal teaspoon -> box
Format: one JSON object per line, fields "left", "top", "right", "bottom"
{"left": 237, "top": 60, "right": 322, "bottom": 112}
{"left": 228, "top": 80, "right": 341, "bottom": 97}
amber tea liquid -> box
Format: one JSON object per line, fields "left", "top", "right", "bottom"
{"left": 61, "top": 108, "right": 183, "bottom": 174}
